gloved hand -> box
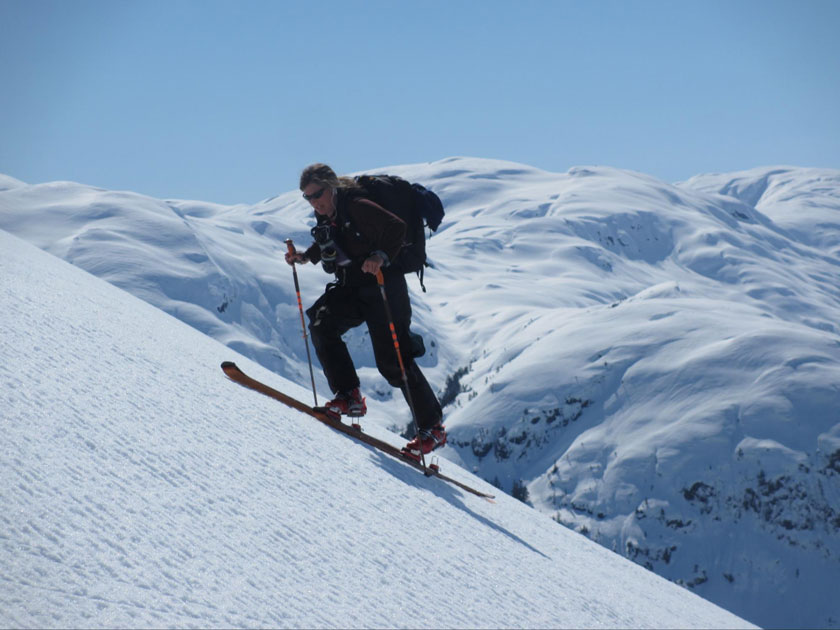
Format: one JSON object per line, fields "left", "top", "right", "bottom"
{"left": 285, "top": 250, "right": 307, "bottom": 265}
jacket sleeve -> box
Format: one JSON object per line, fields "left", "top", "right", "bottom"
{"left": 348, "top": 198, "right": 406, "bottom": 264}
{"left": 304, "top": 241, "right": 321, "bottom": 263}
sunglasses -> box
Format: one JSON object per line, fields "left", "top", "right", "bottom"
{"left": 303, "top": 187, "right": 327, "bottom": 202}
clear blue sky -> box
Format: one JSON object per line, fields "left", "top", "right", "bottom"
{"left": 2, "top": 0, "right": 839, "bottom": 204}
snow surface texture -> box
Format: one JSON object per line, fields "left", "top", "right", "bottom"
{"left": 2, "top": 157, "right": 838, "bottom": 628}
{"left": 0, "top": 230, "right": 753, "bottom": 629}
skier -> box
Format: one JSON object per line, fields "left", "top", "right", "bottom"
{"left": 285, "top": 163, "right": 446, "bottom": 458}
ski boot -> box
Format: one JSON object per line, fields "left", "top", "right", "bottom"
{"left": 402, "top": 424, "right": 447, "bottom": 462}
{"left": 322, "top": 388, "right": 367, "bottom": 418}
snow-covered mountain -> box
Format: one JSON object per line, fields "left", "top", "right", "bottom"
{"left": 2, "top": 157, "right": 838, "bottom": 628}
{"left": 0, "top": 229, "right": 753, "bottom": 628}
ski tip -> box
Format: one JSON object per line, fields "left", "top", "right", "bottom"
{"left": 221, "top": 361, "right": 237, "bottom": 370}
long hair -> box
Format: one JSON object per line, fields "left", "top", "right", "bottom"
{"left": 299, "top": 163, "right": 364, "bottom": 195}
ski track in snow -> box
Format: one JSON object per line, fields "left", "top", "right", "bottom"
{"left": 0, "top": 230, "right": 753, "bottom": 628}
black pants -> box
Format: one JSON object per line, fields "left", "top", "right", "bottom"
{"left": 306, "top": 272, "right": 442, "bottom": 431}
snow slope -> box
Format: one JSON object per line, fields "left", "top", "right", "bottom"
{"left": 0, "top": 230, "right": 752, "bottom": 629}
{"left": 2, "top": 158, "right": 839, "bottom": 628}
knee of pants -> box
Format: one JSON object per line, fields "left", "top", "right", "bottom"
{"left": 308, "top": 301, "right": 337, "bottom": 334}
{"left": 377, "top": 365, "right": 403, "bottom": 389}
{"left": 306, "top": 302, "right": 327, "bottom": 328}
{"left": 308, "top": 318, "right": 339, "bottom": 351}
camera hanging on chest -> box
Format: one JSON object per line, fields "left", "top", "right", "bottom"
{"left": 310, "top": 221, "right": 352, "bottom": 274}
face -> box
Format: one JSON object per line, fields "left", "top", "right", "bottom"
{"left": 302, "top": 182, "right": 335, "bottom": 217}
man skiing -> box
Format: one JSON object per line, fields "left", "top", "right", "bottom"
{"left": 284, "top": 163, "right": 446, "bottom": 459}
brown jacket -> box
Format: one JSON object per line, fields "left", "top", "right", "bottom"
{"left": 305, "top": 190, "right": 406, "bottom": 285}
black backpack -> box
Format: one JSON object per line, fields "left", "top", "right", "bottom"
{"left": 355, "top": 174, "right": 444, "bottom": 290}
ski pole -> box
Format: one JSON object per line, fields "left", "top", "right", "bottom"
{"left": 286, "top": 239, "right": 318, "bottom": 406}
{"left": 375, "top": 270, "right": 427, "bottom": 470}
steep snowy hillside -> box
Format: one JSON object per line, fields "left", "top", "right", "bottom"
{"left": 0, "top": 230, "right": 753, "bottom": 629}
{"left": 0, "top": 174, "right": 305, "bottom": 374}
{"left": 2, "top": 158, "right": 839, "bottom": 628}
